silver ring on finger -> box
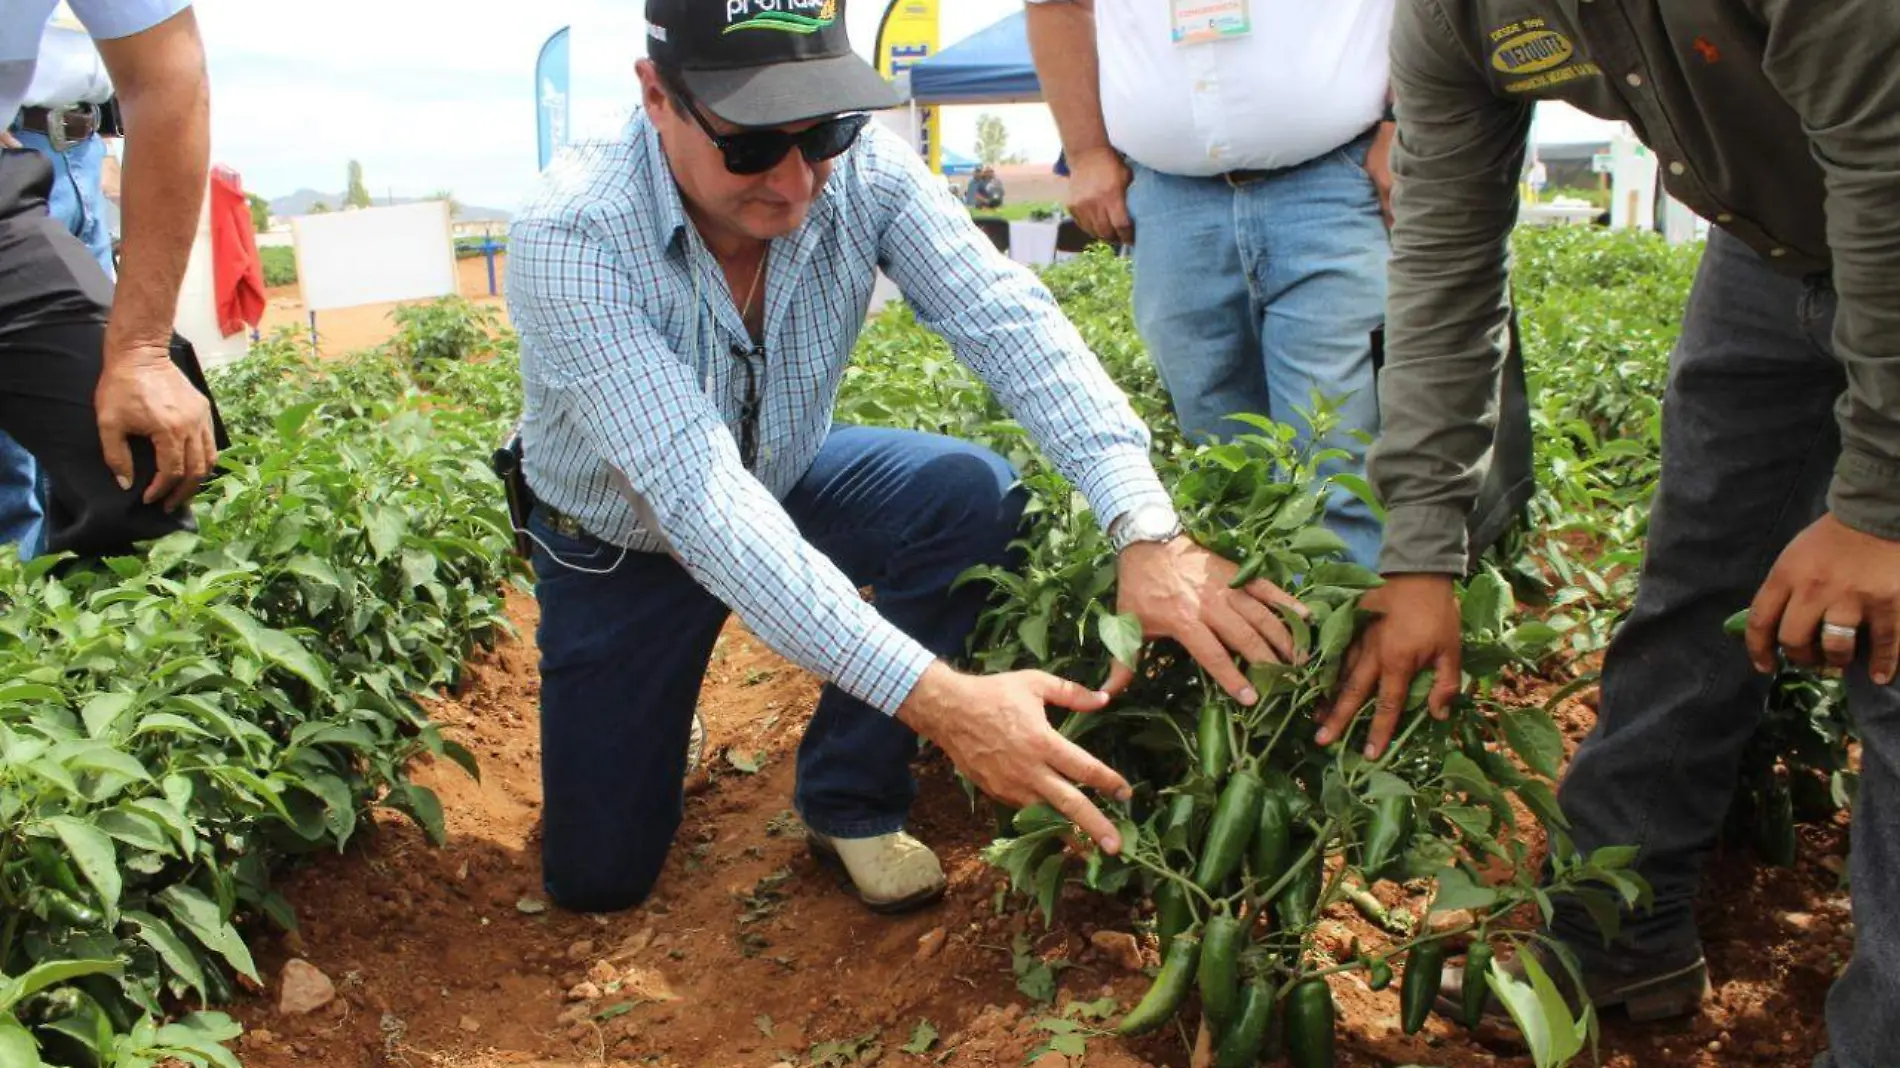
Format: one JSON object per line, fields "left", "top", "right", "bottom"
{"left": 1821, "top": 622, "right": 1859, "bottom": 644}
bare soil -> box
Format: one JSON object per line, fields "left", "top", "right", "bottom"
{"left": 223, "top": 592, "right": 1846, "bottom": 1068}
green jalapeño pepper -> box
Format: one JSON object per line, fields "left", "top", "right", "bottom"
{"left": 1366, "top": 955, "right": 1394, "bottom": 992}
{"left": 1461, "top": 940, "right": 1496, "bottom": 1029}
{"left": 1197, "top": 909, "right": 1244, "bottom": 1027}
{"left": 1198, "top": 698, "right": 1232, "bottom": 784}
{"left": 1229, "top": 553, "right": 1268, "bottom": 589}
{"left": 1275, "top": 841, "right": 1322, "bottom": 931}
{"left": 1213, "top": 978, "right": 1275, "bottom": 1068}
{"left": 1195, "top": 769, "right": 1264, "bottom": 891}
{"left": 1118, "top": 930, "right": 1201, "bottom": 1037}
{"left": 1401, "top": 939, "right": 1449, "bottom": 1035}
{"left": 1360, "top": 794, "right": 1414, "bottom": 882}
{"left": 1155, "top": 879, "right": 1195, "bottom": 957}
{"left": 1285, "top": 977, "right": 1336, "bottom": 1068}
{"left": 1250, "top": 787, "right": 1293, "bottom": 887}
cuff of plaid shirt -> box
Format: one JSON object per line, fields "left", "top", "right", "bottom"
{"left": 829, "top": 619, "right": 941, "bottom": 717}
{"left": 1078, "top": 447, "right": 1174, "bottom": 534}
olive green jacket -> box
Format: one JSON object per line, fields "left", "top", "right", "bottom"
{"left": 1372, "top": 0, "right": 1900, "bottom": 573}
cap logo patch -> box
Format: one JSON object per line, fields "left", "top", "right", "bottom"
{"left": 723, "top": 0, "right": 837, "bottom": 35}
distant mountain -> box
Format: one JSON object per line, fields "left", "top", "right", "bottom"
{"left": 267, "top": 188, "right": 511, "bottom": 223}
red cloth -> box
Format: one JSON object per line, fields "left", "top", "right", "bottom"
{"left": 209, "top": 165, "right": 265, "bottom": 336}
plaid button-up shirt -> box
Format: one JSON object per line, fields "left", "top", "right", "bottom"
{"left": 507, "top": 111, "right": 1170, "bottom": 715}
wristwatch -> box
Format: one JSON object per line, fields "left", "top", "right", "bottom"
{"left": 1109, "top": 503, "right": 1185, "bottom": 554}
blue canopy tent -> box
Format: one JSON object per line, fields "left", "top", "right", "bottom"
{"left": 940, "top": 146, "right": 980, "bottom": 176}
{"left": 906, "top": 11, "right": 1042, "bottom": 105}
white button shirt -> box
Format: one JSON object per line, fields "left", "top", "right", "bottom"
{"left": 1, "top": 1, "right": 187, "bottom": 125}
{"left": 1032, "top": 0, "right": 1395, "bottom": 176}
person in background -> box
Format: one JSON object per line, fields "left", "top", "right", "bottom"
{"left": 509, "top": 0, "right": 1310, "bottom": 918}
{"left": 1026, "top": 0, "right": 1395, "bottom": 569}
{"left": 1, "top": 11, "right": 120, "bottom": 558}
{"left": 1329, "top": 4, "right": 1900, "bottom": 1066}
{"left": 963, "top": 164, "right": 1004, "bottom": 211}
{"left": 1, "top": 0, "right": 220, "bottom": 559}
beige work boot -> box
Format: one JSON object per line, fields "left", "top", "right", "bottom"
{"left": 807, "top": 830, "right": 947, "bottom": 914}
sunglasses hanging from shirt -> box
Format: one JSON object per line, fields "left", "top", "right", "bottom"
{"left": 665, "top": 75, "right": 870, "bottom": 176}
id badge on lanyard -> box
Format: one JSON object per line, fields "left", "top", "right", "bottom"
{"left": 1170, "top": 0, "right": 1252, "bottom": 45}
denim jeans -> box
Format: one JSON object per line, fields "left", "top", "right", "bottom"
{"left": 1545, "top": 231, "right": 1899, "bottom": 1068}
{"left": 529, "top": 425, "right": 1026, "bottom": 912}
{"left": 1124, "top": 130, "right": 1388, "bottom": 568}
{"left": 1, "top": 128, "right": 112, "bottom": 559}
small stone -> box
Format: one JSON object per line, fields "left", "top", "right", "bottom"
{"left": 277, "top": 960, "right": 336, "bottom": 1016}
{"left": 567, "top": 940, "right": 597, "bottom": 961}
{"left": 566, "top": 981, "right": 602, "bottom": 1002}
{"left": 1089, "top": 930, "right": 1144, "bottom": 972}
{"left": 459, "top": 1016, "right": 481, "bottom": 1034}
{"left": 243, "top": 1029, "right": 276, "bottom": 1049}
{"left": 567, "top": 1023, "right": 591, "bottom": 1042}
{"left": 1779, "top": 911, "right": 1818, "bottom": 932}
{"left": 558, "top": 1004, "right": 590, "bottom": 1025}
{"left": 915, "top": 927, "right": 948, "bottom": 961}
{"left": 588, "top": 960, "right": 618, "bottom": 985}
{"left": 769, "top": 1062, "right": 796, "bottom": 1068}
{"left": 1707, "top": 1041, "right": 1721, "bottom": 1053}
{"left": 626, "top": 927, "right": 656, "bottom": 954}
{"left": 516, "top": 896, "right": 549, "bottom": 915}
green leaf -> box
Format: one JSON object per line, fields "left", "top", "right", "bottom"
{"left": 1097, "top": 611, "right": 1143, "bottom": 669}
{"left": 1362, "top": 771, "right": 1416, "bottom": 801}
{"left": 593, "top": 1002, "right": 634, "bottom": 1022}
{"left": 1289, "top": 525, "right": 1349, "bottom": 559}
{"left": 274, "top": 400, "right": 322, "bottom": 438}
{"left": 365, "top": 505, "right": 407, "bottom": 560}
{"left": 80, "top": 693, "right": 136, "bottom": 738}
{"left": 156, "top": 884, "right": 260, "bottom": 982}
{"left": 1499, "top": 708, "right": 1565, "bottom": 780}
{"left": 126, "top": 797, "right": 198, "bottom": 859}
{"left": 125, "top": 910, "right": 208, "bottom": 1002}
{"left": 1429, "top": 866, "right": 1500, "bottom": 914}
{"left": 1440, "top": 751, "right": 1501, "bottom": 802}
{"left": 62, "top": 744, "right": 156, "bottom": 786}
{"left": 256, "top": 628, "right": 332, "bottom": 695}
{"left": 1514, "top": 780, "right": 1571, "bottom": 832}
{"left": 401, "top": 548, "right": 438, "bottom": 589}
{"left": 725, "top": 749, "right": 766, "bottom": 775}
{"left": 901, "top": 1019, "right": 939, "bottom": 1054}
{"left": 1487, "top": 957, "right": 1558, "bottom": 1067}
{"left": 154, "top": 1013, "right": 244, "bottom": 1068}
{"left": 1317, "top": 595, "right": 1360, "bottom": 660}
{"left": 1588, "top": 845, "right": 1640, "bottom": 871}
{"left": 439, "top": 738, "right": 482, "bottom": 783}
{"left": 0, "top": 1016, "right": 43, "bottom": 1066}
{"left": 306, "top": 774, "right": 357, "bottom": 846}
{"left": 1018, "top": 614, "right": 1050, "bottom": 662}
{"left": 385, "top": 783, "right": 447, "bottom": 846}
{"left": 1460, "top": 569, "right": 1513, "bottom": 637}
{"left": 42, "top": 816, "right": 121, "bottom": 919}
{"left": 1032, "top": 852, "right": 1065, "bottom": 926}
{"left": 4, "top": 959, "right": 121, "bottom": 1007}
{"left": 93, "top": 809, "right": 174, "bottom": 856}
{"left": 0, "top": 681, "right": 65, "bottom": 705}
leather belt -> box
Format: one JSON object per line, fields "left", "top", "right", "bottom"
{"left": 535, "top": 503, "right": 593, "bottom": 540}
{"left": 1221, "top": 168, "right": 1287, "bottom": 187}
{"left": 14, "top": 104, "right": 102, "bottom": 152}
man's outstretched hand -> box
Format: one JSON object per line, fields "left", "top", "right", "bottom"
{"left": 95, "top": 340, "right": 216, "bottom": 511}
{"left": 1318, "top": 574, "right": 1462, "bottom": 758}
{"left": 897, "top": 662, "right": 1133, "bottom": 852}
{"left": 1105, "top": 536, "right": 1310, "bottom": 704}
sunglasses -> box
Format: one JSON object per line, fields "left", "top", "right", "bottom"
{"left": 666, "top": 79, "right": 870, "bottom": 176}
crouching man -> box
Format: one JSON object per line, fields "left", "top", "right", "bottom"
{"left": 507, "top": 0, "right": 1309, "bottom": 916}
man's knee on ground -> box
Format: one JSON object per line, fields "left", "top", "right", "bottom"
{"left": 543, "top": 841, "right": 669, "bottom": 914}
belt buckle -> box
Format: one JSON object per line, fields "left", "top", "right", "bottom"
{"left": 47, "top": 104, "right": 99, "bottom": 153}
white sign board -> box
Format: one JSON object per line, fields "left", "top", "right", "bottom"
{"left": 291, "top": 201, "right": 456, "bottom": 312}
{"left": 1590, "top": 152, "right": 1614, "bottom": 174}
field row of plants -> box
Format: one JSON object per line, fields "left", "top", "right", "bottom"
{"left": 0, "top": 304, "right": 520, "bottom": 1066}
{"left": 844, "top": 229, "right": 1849, "bottom": 1065}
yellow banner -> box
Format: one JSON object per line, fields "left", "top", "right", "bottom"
{"left": 874, "top": 0, "right": 941, "bottom": 174}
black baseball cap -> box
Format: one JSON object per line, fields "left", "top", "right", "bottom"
{"left": 645, "top": 0, "right": 902, "bottom": 128}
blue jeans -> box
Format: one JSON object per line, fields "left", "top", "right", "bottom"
{"left": 1, "top": 128, "right": 112, "bottom": 559}
{"left": 529, "top": 426, "right": 1026, "bottom": 912}
{"left": 1538, "top": 232, "right": 1898, "bottom": 1068}
{"left": 1125, "top": 130, "right": 1388, "bottom": 568}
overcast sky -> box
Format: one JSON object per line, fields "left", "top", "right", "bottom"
{"left": 186, "top": 0, "right": 1618, "bottom": 210}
